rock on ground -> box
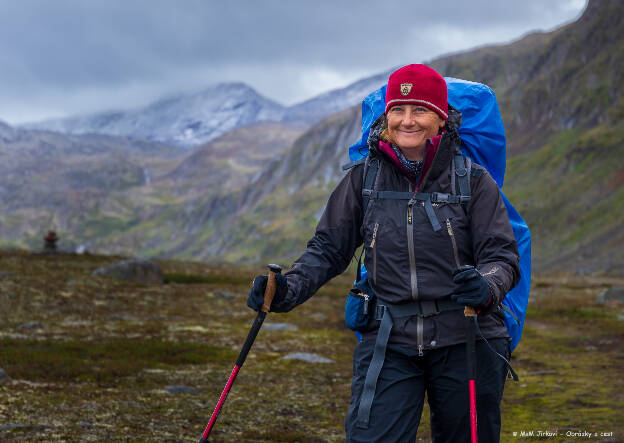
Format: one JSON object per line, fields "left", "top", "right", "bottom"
{"left": 215, "top": 290, "right": 235, "bottom": 299}
{"left": 92, "top": 259, "right": 164, "bottom": 285}
{"left": 597, "top": 287, "right": 624, "bottom": 304}
{"left": 280, "top": 352, "right": 334, "bottom": 363}
{"left": 0, "top": 424, "right": 51, "bottom": 431}
{"left": 0, "top": 368, "right": 11, "bottom": 385}
{"left": 263, "top": 323, "right": 299, "bottom": 331}
{"left": 163, "top": 385, "right": 201, "bottom": 394}
{"left": 17, "top": 321, "right": 44, "bottom": 330}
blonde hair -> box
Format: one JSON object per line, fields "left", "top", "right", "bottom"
{"left": 380, "top": 117, "right": 393, "bottom": 144}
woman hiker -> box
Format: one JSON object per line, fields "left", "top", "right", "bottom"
{"left": 247, "top": 64, "right": 520, "bottom": 442}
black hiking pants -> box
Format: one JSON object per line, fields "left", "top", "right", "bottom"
{"left": 345, "top": 338, "right": 509, "bottom": 443}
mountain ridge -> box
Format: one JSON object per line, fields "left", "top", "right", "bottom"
{"left": 22, "top": 83, "right": 288, "bottom": 149}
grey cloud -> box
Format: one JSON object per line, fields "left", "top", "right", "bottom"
{"left": 0, "top": 0, "right": 586, "bottom": 123}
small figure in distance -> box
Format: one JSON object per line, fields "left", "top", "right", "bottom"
{"left": 43, "top": 230, "right": 59, "bottom": 253}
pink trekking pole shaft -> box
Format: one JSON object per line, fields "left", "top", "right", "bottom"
{"left": 198, "top": 264, "right": 282, "bottom": 443}
{"left": 465, "top": 306, "right": 478, "bottom": 443}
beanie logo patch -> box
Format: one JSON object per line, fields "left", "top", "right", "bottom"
{"left": 400, "top": 83, "right": 412, "bottom": 96}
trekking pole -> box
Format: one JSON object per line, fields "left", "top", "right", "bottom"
{"left": 465, "top": 305, "right": 478, "bottom": 443}
{"left": 450, "top": 253, "right": 479, "bottom": 443}
{"left": 198, "top": 264, "right": 282, "bottom": 443}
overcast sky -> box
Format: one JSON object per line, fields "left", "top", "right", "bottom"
{"left": 0, "top": 0, "right": 586, "bottom": 124}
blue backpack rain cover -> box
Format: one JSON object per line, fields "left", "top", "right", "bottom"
{"left": 348, "top": 78, "right": 531, "bottom": 351}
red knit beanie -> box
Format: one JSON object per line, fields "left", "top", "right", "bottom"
{"left": 385, "top": 64, "right": 448, "bottom": 120}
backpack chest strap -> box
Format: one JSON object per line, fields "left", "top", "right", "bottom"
{"left": 363, "top": 189, "right": 463, "bottom": 204}
{"left": 361, "top": 189, "right": 463, "bottom": 231}
{"left": 361, "top": 154, "right": 471, "bottom": 232}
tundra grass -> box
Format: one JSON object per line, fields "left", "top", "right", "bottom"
{"left": 0, "top": 250, "right": 622, "bottom": 441}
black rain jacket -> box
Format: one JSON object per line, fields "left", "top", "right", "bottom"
{"left": 273, "top": 107, "right": 520, "bottom": 351}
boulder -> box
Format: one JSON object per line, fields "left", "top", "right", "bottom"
{"left": 92, "top": 259, "right": 164, "bottom": 285}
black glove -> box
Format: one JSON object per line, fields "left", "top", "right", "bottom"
{"left": 247, "top": 273, "right": 289, "bottom": 312}
{"left": 451, "top": 266, "right": 491, "bottom": 309}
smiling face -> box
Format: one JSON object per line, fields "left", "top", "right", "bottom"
{"left": 386, "top": 104, "right": 445, "bottom": 160}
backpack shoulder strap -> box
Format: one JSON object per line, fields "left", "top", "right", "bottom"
{"left": 362, "top": 156, "right": 380, "bottom": 214}
{"left": 453, "top": 152, "right": 471, "bottom": 203}
{"left": 341, "top": 157, "right": 367, "bottom": 171}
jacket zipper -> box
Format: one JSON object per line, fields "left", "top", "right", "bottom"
{"left": 446, "top": 218, "right": 462, "bottom": 269}
{"left": 407, "top": 196, "right": 418, "bottom": 300}
{"left": 417, "top": 316, "right": 424, "bottom": 356}
{"left": 370, "top": 222, "right": 379, "bottom": 283}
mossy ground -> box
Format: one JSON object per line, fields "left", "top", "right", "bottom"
{"left": 0, "top": 250, "right": 622, "bottom": 442}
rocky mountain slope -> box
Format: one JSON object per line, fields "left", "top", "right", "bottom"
{"left": 50, "top": 106, "right": 362, "bottom": 261}
{"left": 0, "top": 124, "right": 184, "bottom": 251}
{"left": 429, "top": 0, "right": 622, "bottom": 155}
{"left": 163, "top": 121, "right": 304, "bottom": 197}
{"left": 23, "top": 83, "right": 289, "bottom": 149}
{"left": 0, "top": 118, "right": 306, "bottom": 255}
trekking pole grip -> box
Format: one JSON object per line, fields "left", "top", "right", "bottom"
{"left": 261, "top": 264, "right": 282, "bottom": 313}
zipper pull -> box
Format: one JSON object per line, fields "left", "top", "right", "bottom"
{"left": 407, "top": 199, "right": 415, "bottom": 225}
{"left": 417, "top": 315, "right": 424, "bottom": 356}
{"left": 361, "top": 294, "right": 370, "bottom": 315}
{"left": 370, "top": 223, "right": 379, "bottom": 248}
{"left": 446, "top": 218, "right": 462, "bottom": 269}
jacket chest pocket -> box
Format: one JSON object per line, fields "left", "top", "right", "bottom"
{"left": 363, "top": 200, "right": 410, "bottom": 288}
{"left": 412, "top": 202, "right": 473, "bottom": 273}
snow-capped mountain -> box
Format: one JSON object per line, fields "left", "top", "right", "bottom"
{"left": 22, "top": 70, "right": 394, "bottom": 149}
{"left": 285, "top": 69, "right": 392, "bottom": 124}
{"left": 24, "top": 83, "right": 287, "bottom": 148}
